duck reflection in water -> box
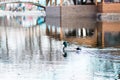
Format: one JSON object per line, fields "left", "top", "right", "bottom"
{"left": 62, "top": 41, "right": 81, "bottom": 57}
{"left": 63, "top": 52, "right": 67, "bottom": 57}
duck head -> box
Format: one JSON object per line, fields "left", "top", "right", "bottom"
{"left": 63, "top": 41, "right": 68, "bottom": 47}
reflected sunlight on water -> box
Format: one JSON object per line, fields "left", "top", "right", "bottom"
{"left": 0, "top": 16, "right": 120, "bottom": 80}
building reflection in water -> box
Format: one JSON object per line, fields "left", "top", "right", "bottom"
{"left": 46, "top": 18, "right": 120, "bottom": 48}
{"left": 46, "top": 18, "right": 98, "bottom": 47}
{"left": 0, "top": 16, "right": 120, "bottom": 80}
{"left": 98, "top": 22, "right": 120, "bottom": 48}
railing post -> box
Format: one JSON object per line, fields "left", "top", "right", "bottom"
{"left": 95, "top": 0, "right": 98, "bottom": 6}
{"left": 50, "top": 0, "right": 52, "bottom": 6}
{"left": 46, "top": 0, "right": 49, "bottom": 6}
{"left": 55, "top": 0, "right": 57, "bottom": 6}
{"left": 102, "top": 0, "right": 104, "bottom": 4}
{"left": 60, "top": 0, "right": 62, "bottom": 6}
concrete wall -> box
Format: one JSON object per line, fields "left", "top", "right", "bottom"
{"left": 46, "top": 17, "right": 97, "bottom": 28}
{"left": 46, "top": 5, "right": 97, "bottom": 18}
{"left": 61, "top": 18, "right": 97, "bottom": 28}
{"left": 46, "top": 6, "right": 61, "bottom": 18}
{"left": 98, "top": 3, "right": 120, "bottom": 13}
{"left": 61, "top": 5, "right": 97, "bottom": 18}
{"left": 46, "top": 17, "right": 61, "bottom": 27}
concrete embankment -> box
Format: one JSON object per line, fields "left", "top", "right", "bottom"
{"left": 46, "top": 5, "right": 97, "bottom": 18}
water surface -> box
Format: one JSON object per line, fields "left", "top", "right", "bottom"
{"left": 0, "top": 15, "right": 120, "bottom": 80}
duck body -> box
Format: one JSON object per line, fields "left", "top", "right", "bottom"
{"left": 62, "top": 41, "right": 82, "bottom": 57}
{"left": 63, "top": 41, "right": 81, "bottom": 52}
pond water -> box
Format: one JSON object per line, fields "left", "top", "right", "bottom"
{"left": 0, "top": 15, "right": 120, "bottom": 80}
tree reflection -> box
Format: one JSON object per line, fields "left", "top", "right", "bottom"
{"left": 38, "top": 26, "right": 44, "bottom": 60}
{"left": 5, "top": 26, "right": 9, "bottom": 59}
